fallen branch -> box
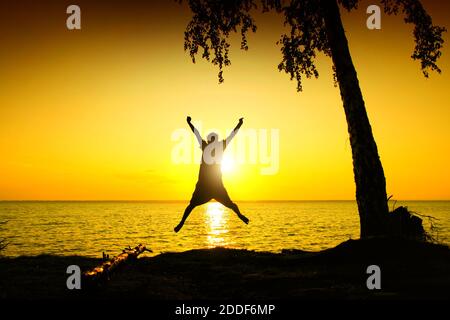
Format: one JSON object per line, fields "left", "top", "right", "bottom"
{"left": 409, "top": 211, "right": 441, "bottom": 243}
{"left": 83, "top": 244, "right": 152, "bottom": 285}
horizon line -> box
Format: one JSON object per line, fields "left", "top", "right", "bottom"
{"left": 0, "top": 199, "right": 449, "bottom": 202}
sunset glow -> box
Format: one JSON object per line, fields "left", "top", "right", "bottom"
{"left": 221, "top": 155, "right": 236, "bottom": 174}
{"left": 0, "top": 0, "right": 448, "bottom": 201}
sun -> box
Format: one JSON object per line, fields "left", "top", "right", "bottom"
{"left": 221, "top": 155, "right": 235, "bottom": 173}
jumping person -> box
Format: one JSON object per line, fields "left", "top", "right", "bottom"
{"left": 174, "top": 116, "right": 249, "bottom": 232}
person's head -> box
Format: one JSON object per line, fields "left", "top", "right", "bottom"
{"left": 207, "top": 132, "right": 218, "bottom": 143}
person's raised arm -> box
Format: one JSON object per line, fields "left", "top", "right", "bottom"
{"left": 187, "top": 116, "right": 203, "bottom": 147}
{"left": 225, "top": 117, "right": 243, "bottom": 146}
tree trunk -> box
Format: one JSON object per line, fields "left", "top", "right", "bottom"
{"left": 321, "top": 0, "right": 389, "bottom": 237}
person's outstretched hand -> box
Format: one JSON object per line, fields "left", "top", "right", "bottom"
{"left": 187, "top": 116, "right": 192, "bottom": 123}
{"left": 239, "top": 117, "right": 244, "bottom": 124}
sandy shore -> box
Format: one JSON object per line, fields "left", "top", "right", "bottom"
{"left": 0, "top": 238, "right": 449, "bottom": 300}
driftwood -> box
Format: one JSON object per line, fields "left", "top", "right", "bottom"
{"left": 83, "top": 244, "right": 152, "bottom": 285}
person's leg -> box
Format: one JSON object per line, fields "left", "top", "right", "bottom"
{"left": 175, "top": 184, "right": 211, "bottom": 232}
{"left": 174, "top": 203, "right": 196, "bottom": 233}
{"left": 228, "top": 202, "right": 249, "bottom": 224}
{"left": 215, "top": 189, "right": 249, "bottom": 224}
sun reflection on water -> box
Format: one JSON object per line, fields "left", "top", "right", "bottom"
{"left": 205, "top": 202, "right": 229, "bottom": 247}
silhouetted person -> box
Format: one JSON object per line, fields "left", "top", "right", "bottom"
{"left": 174, "top": 116, "right": 249, "bottom": 232}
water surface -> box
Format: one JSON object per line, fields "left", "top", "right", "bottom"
{"left": 0, "top": 201, "right": 448, "bottom": 257}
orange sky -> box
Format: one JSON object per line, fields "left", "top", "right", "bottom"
{"left": 0, "top": 0, "right": 449, "bottom": 200}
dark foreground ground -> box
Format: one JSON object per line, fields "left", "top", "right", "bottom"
{"left": 0, "top": 238, "right": 449, "bottom": 300}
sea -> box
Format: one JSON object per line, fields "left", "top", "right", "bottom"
{"left": 0, "top": 201, "right": 448, "bottom": 258}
